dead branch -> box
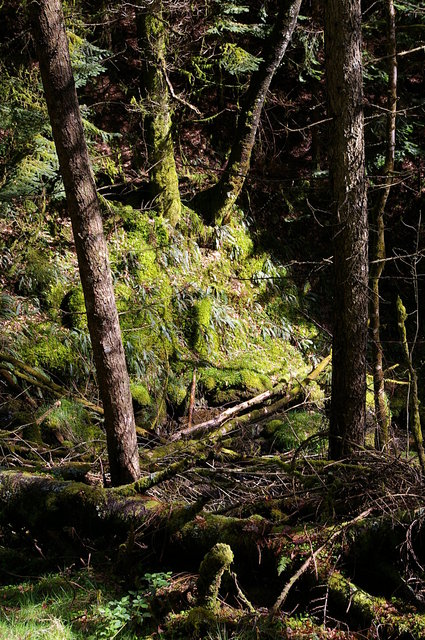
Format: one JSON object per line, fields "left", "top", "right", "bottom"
{"left": 171, "top": 354, "right": 331, "bottom": 442}
{"left": 271, "top": 508, "right": 373, "bottom": 612}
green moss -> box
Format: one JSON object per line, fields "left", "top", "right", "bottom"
{"left": 197, "top": 543, "right": 234, "bottom": 610}
{"left": 40, "top": 398, "right": 101, "bottom": 444}
{"left": 121, "top": 205, "right": 152, "bottom": 236}
{"left": 237, "top": 253, "right": 268, "bottom": 282}
{"left": 179, "top": 206, "right": 207, "bottom": 243}
{"left": 221, "top": 221, "right": 254, "bottom": 261}
{"left": 266, "top": 410, "right": 325, "bottom": 453}
{"left": 241, "top": 369, "right": 270, "bottom": 392}
{"left": 191, "top": 296, "right": 219, "bottom": 358}
{"left": 65, "top": 286, "right": 87, "bottom": 330}
{"left": 20, "top": 325, "right": 75, "bottom": 376}
{"left": 45, "top": 280, "right": 68, "bottom": 318}
{"left": 175, "top": 606, "right": 218, "bottom": 638}
{"left": 114, "top": 282, "right": 134, "bottom": 314}
{"left": 265, "top": 419, "right": 286, "bottom": 436}
{"left": 19, "top": 249, "right": 58, "bottom": 302}
{"left": 130, "top": 382, "right": 151, "bottom": 407}
{"left": 167, "top": 376, "right": 188, "bottom": 408}
{"left": 198, "top": 366, "right": 272, "bottom": 404}
{"left": 227, "top": 339, "right": 308, "bottom": 384}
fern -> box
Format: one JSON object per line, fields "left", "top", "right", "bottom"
{"left": 220, "top": 43, "right": 263, "bottom": 76}
{"left": 0, "top": 35, "right": 115, "bottom": 204}
{"left": 277, "top": 554, "right": 291, "bottom": 576}
{"left": 67, "top": 32, "right": 110, "bottom": 88}
{"left": 0, "top": 134, "right": 61, "bottom": 201}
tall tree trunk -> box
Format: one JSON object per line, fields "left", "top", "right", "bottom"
{"left": 30, "top": 0, "right": 140, "bottom": 486}
{"left": 369, "top": 0, "right": 397, "bottom": 449}
{"left": 193, "top": 0, "right": 302, "bottom": 226}
{"left": 396, "top": 296, "right": 425, "bottom": 472}
{"left": 325, "top": 0, "right": 369, "bottom": 458}
{"left": 137, "top": 0, "right": 181, "bottom": 226}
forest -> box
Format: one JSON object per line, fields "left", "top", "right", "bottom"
{"left": 0, "top": 0, "right": 425, "bottom": 637}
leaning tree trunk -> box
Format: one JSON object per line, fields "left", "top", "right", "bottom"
{"left": 325, "top": 0, "right": 369, "bottom": 458}
{"left": 137, "top": 0, "right": 181, "bottom": 226}
{"left": 193, "top": 0, "right": 302, "bottom": 226}
{"left": 369, "top": 0, "right": 397, "bottom": 449}
{"left": 30, "top": 0, "right": 140, "bottom": 486}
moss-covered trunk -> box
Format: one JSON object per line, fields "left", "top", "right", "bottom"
{"left": 369, "top": 0, "right": 397, "bottom": 449}
{"left": 137, "top": 0, "right": 181, "bottom": 225}
{"left": 396, "top": 296, "right": 425, "bottom": 472}
{"left": 193, "top": 0, "right": 301, "bottom": 226}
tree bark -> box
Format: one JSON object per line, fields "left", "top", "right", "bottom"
{"left": 30, "top": 0, "right": 140, "bottom": 486}
{"left": 325, "top": 0, "right": 369, "bottom": 458}
{"left": 193, "top": 0, "right": 302, "bottom": 226}
{"left": 137, "top": 0, "right": 181, "bottom": 225}
{"left": 369, "top": 0, "right": 397, "bottom": 449}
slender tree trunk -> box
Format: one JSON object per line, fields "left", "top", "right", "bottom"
{"left": 30, "top": 0, "right": 140, "bottom": 486}
{"left": 396, "top": 296, "right": 425, "bottom": 472}
{"left": 325, "top": 0, "right": 369, "bottom": 458}
{"left": 137, "top": 0, "right": 181, "bottom": 225}
{"left": 193, "top": 0, "right": 302, "bottom": 226}
{"left": 369, "top": 0, "right": 397, "bottom": 449}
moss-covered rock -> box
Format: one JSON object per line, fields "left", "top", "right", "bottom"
{"left": 40, "top": 398, "right": 101, "bottom": 445}
{"left": 198, "top": 365, "right": 272, "bottom": 405}
{"left": 130, "top": 382, "right": 151, "bottom": 407}
{"left": 61, "top": 286, "right": 87, "bottom": 330}
{"left": 266, "top": 411, "right": 325, "bottom": 453}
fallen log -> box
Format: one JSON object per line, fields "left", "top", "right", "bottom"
{"left": 171, "top": 354, "right": 331, "bottom": 442}
{"left": 0, "top": 470, "right": 207, "bottom": 549}
{"left": 327, "top": 571, "right": 425, "bottom": 637}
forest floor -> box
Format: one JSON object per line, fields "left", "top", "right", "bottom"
{"left": 1, "top": 371, "right": 425, "bottom": 640}
{"left": 1, "top": 204, "right": 425, "bottom": 638}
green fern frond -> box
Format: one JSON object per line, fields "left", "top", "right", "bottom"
{"left": 67, "top": 32, "right": 110, "bottom": 88}
{"left": 220, "top": 43, "right": 263, "bottom": 76}
{"left": 0, "top": 134, "right": 62, "bottom": 201}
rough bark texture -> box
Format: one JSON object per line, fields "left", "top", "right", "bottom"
{"left": 369, "top": 0, "right": 397, "bottom": 449}
{"left": 193, "top": 0, "right": 302, "bottom": 225}
{"left": 325, "top": 0, "right": 369, "bottom": 458}
{"left": 137, "top": 0, "right": 181, "bottom": 225}
{"left": 30, "top": 0, "right": 140, "bottom": 486}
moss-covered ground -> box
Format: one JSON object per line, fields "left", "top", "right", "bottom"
{"left": 2, "top": 192, "right": 425, "bottom": 638}
{"left": 0, "top": 194, "right": 324, "bottom": 437}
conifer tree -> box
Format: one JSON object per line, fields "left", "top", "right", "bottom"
{"left": 325, "top": 0, "right": 369, "bottom": 458}
{"left": 30, "top": 0, "right": 140, "bottom": 486}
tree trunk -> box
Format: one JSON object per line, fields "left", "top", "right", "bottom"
{"left": 369, "top": 0, "right": 397, "bottom": 449}
{"left": 193, "top": 0, "right": 301, "bottom": 226}
{"left": 137, "top": 0, "right": 181, "bottom": 225}
{"left": 30, "top": 0, "right": 140, "bottom": 486}
{"left": 396, "top": 296, "right": 425, "bottom": 472}
{"left": 325, "top": 0, "right": 369, "bottom": 458}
